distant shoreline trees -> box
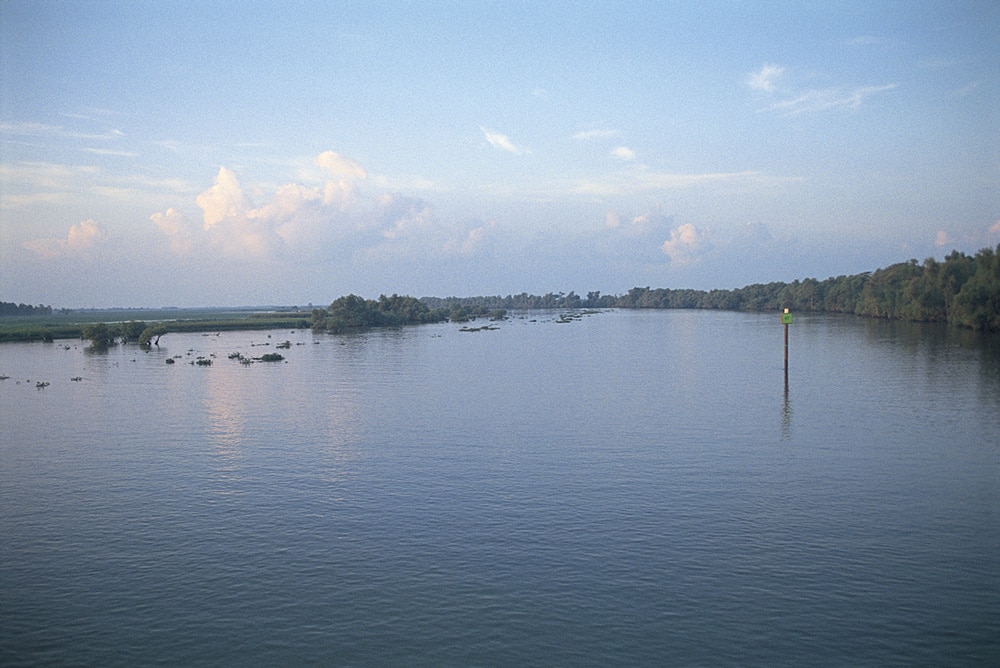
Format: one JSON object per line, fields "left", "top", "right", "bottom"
{"left": 421, "top": 244, "right": 1000, "bottom": 332}
{"left": 310, "top": 294, "right": 451, "bottom": 333}
{"left": 0, "top": 302, "right": 52, "bottom": 317}
{"left": 4, "top": 245, "right": 998, "bottom": 342}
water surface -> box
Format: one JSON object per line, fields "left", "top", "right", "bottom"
{"left": 2, "top": 310, "right": 998, "bottom": 665}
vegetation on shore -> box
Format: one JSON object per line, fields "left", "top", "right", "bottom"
{"left": 0, "top": 310, "right": 312, "bottom": 344}
{"left": 1, "top": 302, "right": 53, "bottom": 317}
{"left": 310, "top": 294, "right": 449, "bottom": 333}
{"left": 309, "top": 293, "right": 508, "bottom": 333}
{"left": 425, "top": 245, "right": 1000, "bottom": 332}
{"left": 3, "top": 245, "right": 998, "bottom": 343}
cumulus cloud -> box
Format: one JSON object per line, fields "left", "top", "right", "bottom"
{"left": 23, "top": 219, "right": 108, "bottom": 258}
{"left": 935, "top": 230, "right": 950, "bottom": 247}
{"left": 150, "top": 208, "right": 197, "bottom": 255}
{"left": 747, "top": 64, "right": 784, "bottom": 92}
{"left": 151, "top": 151, "right": 498, "bottom": 266}
{"left": 606, "top": 207, "right": 670, "bottom": 238}
{"left": 443, "top": 220, "right": 497, "bottom": 256}
{"left": 377, "top": 193, "right": 438, "bottom": 241}
{"left": 196, "top": 167, "right": 246, "bottom": 229}
{"left": 375, "top": 193, "right": 494, "bottom": 257}
{"left": 481, "top": 128, "right": 525, "bottom": 155}
{"left": 988, "top": 220, "right": 1000, "bottom": 235}
{"left": 602, "top": 207, "right": 680, "bottom": 266}
{"left": 611, "top": 146, "right": 636, "bottom": 161}
{"left": 315, "top": 150, "right": 367, "bottom": 180}
{"left": 153, "top": 155, "right": 374, "bottom": 261}
{"left": 67, "top": 219, "right": 106, "bottom": 251}
{"left": 662, "top": 223, "right": 709, "bottom": 265}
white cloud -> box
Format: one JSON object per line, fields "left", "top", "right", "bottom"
{"left": 765, "top": 84, "right": 898, "bottom": 115}
{"left": 572, "top": 129, "right": 618, "bottom": 140}
{"left": 481, "top": 128, "right": 525, "bottom": 155}
{"left": 1, "top": 192, "right": 65, "bottom": 208}
{"left": 749, "top": 63, "right": 897, "bottom": 115}
{"left": 935, "top": 230, "right": 950, "bottom": 247}
{"left": 0, "top": 122, "right": 125, "bottom": 141}
{"left": 662, "top": 223, "right": 709, "bottom": 265}
{"left": 151, "top": 151, "right": 472, "bottom": 263}
{"left": 372, "top": 173, "right": 441, "bottom": 193}
{"left": 843, "top": 84, "right": 899, "bottom": 107}
{"left": 23, "top": 219, "right": 108, "bottom": 259}
{"left": 66, "top": 219, "right": 106, "bottom": 251}
{"left": 377, "top": 193, "right": 438, "bottom": 241}
{"left": 155, "top": 156, "right": 370, "bottom": 261}
{"left": 573, "top": 169, "right": 783, "bottom": 196}
{"left": 747, "top": 64, "right": 784, "bottom": 92}
{"left": 757, "top": 82, "right": 897, "bottom": 116}
{"left": 0, "top": 161, "right": 98, "bottom": 190}
{"left": 602, "top": 207, "right": 678, "bottom": 265}
{"left": 196, "top": 167, "right": 247, "bottom": 229}
{"left": 83, "top": 148, "right": 139, "bottom": 157}
{"left": 150, "top": 208, "right": 197, "bottom": 255}
{"left": 611, "top": 146, "right": 636, "bottom": 161}
{"left": 315, "top": 151, "right": 367, "bottom": 180}
{"left": 989, "top": 220, "right": 1000, "bottom": 235}
{"left": 443, "top": 220, "right": 497, "bottom": 256}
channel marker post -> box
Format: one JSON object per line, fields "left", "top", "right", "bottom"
{"left": 781, "top": 308, "right": 793, "bottom": 381}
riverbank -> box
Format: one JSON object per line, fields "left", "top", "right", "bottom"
{"left": 0, "top": 307, "right": 312, "bottom": 343}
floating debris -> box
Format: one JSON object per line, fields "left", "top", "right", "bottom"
{"left": 35, "top": 381, "right": 50, "bottom": 388}
{"left": 71, "top": 376, "right": 82, "bottom": 381}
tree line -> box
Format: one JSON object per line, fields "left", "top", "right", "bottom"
{"left": 310, "top": 294, "right": 450, "bottom": 333}
{"left": 8, "top": 245, "right": 1000, "bottom": 344}
{"left": 421, "top": 245, "right": 1000, "bottom": 332}
{"left": 0, "top": 302, "right": 53, "bottom": 317}
{"left": 310, "top": 294, "right": 510, "bottom": 334}
{"left": 81, "top": 321, "right": 169, "bottom": 347}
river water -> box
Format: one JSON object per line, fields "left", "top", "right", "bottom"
{"left": 1, "top": 310, "right": 998, "bottom": 665}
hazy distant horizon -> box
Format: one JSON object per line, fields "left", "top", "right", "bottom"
{"left": 2, "top": 2, "right": 997, "bottom": 309}
{"left": 3, "top": 241, "right": 990, "bottom": 312}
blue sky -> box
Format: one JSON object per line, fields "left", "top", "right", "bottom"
{"left": 1, "top": 1, "right": 997, "bottom": 307}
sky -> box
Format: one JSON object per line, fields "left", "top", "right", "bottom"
{"left": 1, "top": 1, "right": 998, "bottom": 308}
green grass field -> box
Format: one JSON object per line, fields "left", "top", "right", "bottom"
{"left": 0, "top": 307, "right": 313, "bottom": 343}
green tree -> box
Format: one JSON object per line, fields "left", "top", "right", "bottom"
{"left": 81, "top": 323, "right": 117, "bottom": 347}
{"left": 139, "top": 325, "right": 168, "bottom": 346}
{"left": 119, "top": 320, "right": 148, "bottom": 343}
{"left": 950, "top": 245, "right": 1000, "bottom": 331}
